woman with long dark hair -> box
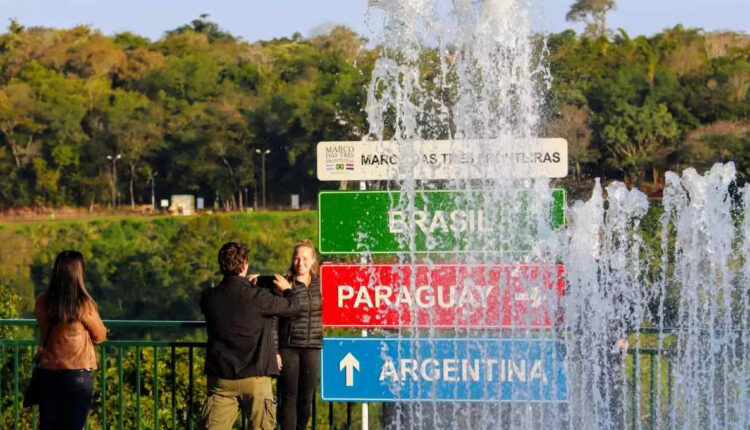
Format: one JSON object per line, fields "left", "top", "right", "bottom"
{"left": 277, "top": 240, "right": 322, "bottom": 430}
{"left": 34, "top": 250, "right": 106, "bottom": 429}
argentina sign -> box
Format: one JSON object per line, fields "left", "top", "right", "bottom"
{"left": 321, "top": 338, "right": 567, "bottom": 402}
{"left": 316, "top": 139, "right": 568, "bottom": 181}
{"left": 318, "top": 189, "right": 565, "bottom": 254}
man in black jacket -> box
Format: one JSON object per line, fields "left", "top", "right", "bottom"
{"left": 200, "top": 242, "right": 300, "bottom": 430}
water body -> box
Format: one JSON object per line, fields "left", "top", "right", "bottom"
{"left": 358, "top": 0, "right": 750, "bottom": 429}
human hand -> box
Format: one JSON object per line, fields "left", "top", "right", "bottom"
{"left": 276, "top": 354, "right": 283, "bottom": 370}
{"left": 273, "top": 274, "right": 292, "bottom": 292}
{"left": 247, "top": 274, "right": 259, "bottom": 285}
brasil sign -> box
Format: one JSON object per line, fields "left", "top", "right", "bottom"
{"left": 318, "top": 189, "right": 565, "bottom": 254}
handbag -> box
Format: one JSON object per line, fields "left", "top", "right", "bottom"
{"left": 23, "top": 324, "right": 53, "bottom": 408}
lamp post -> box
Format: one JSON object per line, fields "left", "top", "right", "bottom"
{"left": 151, "top": 171, "right": 158, "bottom": 210}
{"left": 106, "top": 154, "right": 122, "bottom": 209}
{"left": 255, "top": 149, "right": 270, "bottom": 209}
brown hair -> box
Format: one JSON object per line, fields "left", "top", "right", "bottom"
{"left": 286, "top": 239, "right": 319, "bottom": 280}
{"left": 218, "top": 242, "right": 249, "bottom": 276}
{"left": 45, "top": 250, "right": 96, "bottom": 324}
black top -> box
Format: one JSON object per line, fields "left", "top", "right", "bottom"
{"left": 201, "top": 275, "right": 300, "bottom": 379}
{"left": 278, "top": 276, "right": 323, "bottom": 349}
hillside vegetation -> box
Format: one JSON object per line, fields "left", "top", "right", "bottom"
{"left": 1, "top": 19, "right": 750, "bottom": 208}
{"left": 0, "top": 211, "right": 317, "bottom": 317}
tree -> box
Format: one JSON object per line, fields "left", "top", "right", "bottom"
{"left": 100, "top": 91, "right": 164, "bottom": 208}
{"left": 166, "top": 14, "right": 235, "bottom": 44}
{"left": 566, "top": 0, "right": 616, "bottom": 38}
{"left": 681, "top": 121, "right": 750, "bottom": 176}
{"left": 547, "top": 104, "right": 598, "bottom": 179}
{"left": 600, "top": 102, "right": 679, "bottom": 186}
{"left": 0, "top": 82, "right": 44, "bottom": 171}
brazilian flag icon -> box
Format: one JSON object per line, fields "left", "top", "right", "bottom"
{"left": 335, "top": 163, "right": 345, "bottom": 170}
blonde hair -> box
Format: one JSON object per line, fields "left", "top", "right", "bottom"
{"left": 286, "top": 239, "right": 319, "bottom": 280}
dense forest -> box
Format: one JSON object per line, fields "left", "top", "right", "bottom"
{"left": 1, "top": 16, "right": 749, "bottom": 209}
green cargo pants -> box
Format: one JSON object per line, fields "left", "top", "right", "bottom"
{"left": 201, "top": 375, "right": 276, "bottom": 430}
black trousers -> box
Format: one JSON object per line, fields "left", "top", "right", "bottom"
{"left": 278, "top": 348, "right": 320, "bottom": 430}
{"left": 38, "top": 369, "right": 94, "bottom": 430}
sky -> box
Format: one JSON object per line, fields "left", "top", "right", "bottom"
{"left": 0, "top": 0, "right": 748, "bottom": 42}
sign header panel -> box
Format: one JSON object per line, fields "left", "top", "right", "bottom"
{"left": 320, "top": 263, "right": 565, "bottom": 329}
{"left": 321, "top": 338, "right": 568, "bottom": 402}
{"left": 317, "top": 139, "right": 568, "bottom": 181}
{"left": 318, "top": 189, "right": 565, "bottom": 254}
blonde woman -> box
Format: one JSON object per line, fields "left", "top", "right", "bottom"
{"left": 277, "top": 240, "right": 322, "bottom": 430}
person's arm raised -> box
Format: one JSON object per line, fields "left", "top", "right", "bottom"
{"left": 257, "top": 275, "right": 300, "bottom": 317}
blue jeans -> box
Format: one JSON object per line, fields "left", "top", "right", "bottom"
{"left": 38, "top": 369, "right": 94, "bottom": 430}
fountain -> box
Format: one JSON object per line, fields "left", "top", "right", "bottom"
{"left": 318, "top": 0, "right": 750, "bottom": 429}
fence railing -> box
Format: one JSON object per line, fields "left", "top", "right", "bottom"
{"left": 0, "top": 319, "right": 676, "bottom": 430}
{"left": 0, "top": 319, "right": 369, "bottom": 430}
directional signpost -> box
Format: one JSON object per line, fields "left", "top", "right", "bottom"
{"left": 318, "top": 189, "right": 565, "bottom": 254}
{"left": 322, "top": 338, "right": 567, "bottom": 402}
{"left": 315, "top": 139, "right": 570, "bottom": 414}
{"left": 321, "top": 263, "right": 565, "bottom": 329}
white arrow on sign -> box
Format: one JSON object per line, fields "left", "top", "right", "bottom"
{"left": 514, "top": 286, "right": 543, "bottom": 308}
{"left": 339, "top": 352, "right": 360, "bottom": 387}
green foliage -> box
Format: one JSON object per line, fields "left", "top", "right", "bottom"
{"left": 0, "top": 18, "right": 749, "bottom": 206}
{"left": 546, "top": 26, "right": 750, "bottom": 187}
{"left": 0, "top": 212, "right": 317, "bottom": 319}
{"left": 0, "top": 19, "right": 370, "bottom": 209}
{"left": 599, "top": 102, "right": 680, "bottom": 185}
{"left": 0, "top": 283, "right": 19, "bottom": 337}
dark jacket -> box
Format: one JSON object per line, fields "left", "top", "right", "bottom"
{"left": 278, "top": 276, "right": 323, "bottom": 349}
{"left": 201, "top": 275, "right": 300, "bottom": 379}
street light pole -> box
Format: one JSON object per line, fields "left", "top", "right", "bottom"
{"left": 255, "top": 149, "right": 270, "bottom": 209}
{"left": 151, "top": 171, "right": 158, "bottom": 210}
{"left": 107, "top": 154, "right": 122, "bottom": 209}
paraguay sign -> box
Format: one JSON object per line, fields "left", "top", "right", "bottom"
{"left": 321, "top": 338, "right": 567, "bottom": 402}
{"left": 316, "top": 139, "right": 568, "bottom": 181}
{"left": 321, "top": 263, "right": 565, "bottom": 329}
{"left": 318, "top": 189, "right": 565, "bottom": 254}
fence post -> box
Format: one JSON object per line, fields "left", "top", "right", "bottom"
{"left": 13, "top": 345, "right": 19, "bottom": 430}
{"left": 136, "top": 346, "right": 141, "bottom": 430}
{"left": 101, "top": 345, "right": 107, "bottom": 429}
{"left": 631, "top": 353, "right": 638, "bottom": 430}
{"left": 171, "top": 346, "right": 176, "bottom": 429}
{"left": 154, "top": 346, "right": 159, "bottom": 429}
{"left": 118, "top": 346, "right": 124, "bottom": 429}
{"left": 649, "top": 354, "right": 655, "bottom": 430}
{"left": 188, "top": 346, "right": 194, "bottom": 430}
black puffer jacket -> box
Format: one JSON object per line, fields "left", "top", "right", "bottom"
{"left": 278, "top": 276, "right": 322, "bottom": 349}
